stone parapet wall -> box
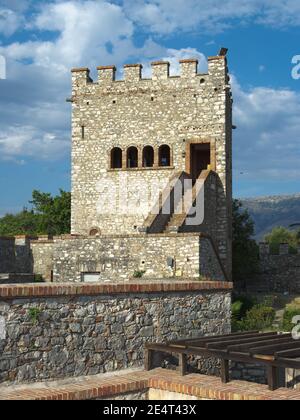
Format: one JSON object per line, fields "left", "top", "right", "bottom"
{"left": 238, "top": 245, "right": 300, "bottom": 293}
{"left": 51, "top": 234, "right": 227, "bottom": 283}
{"left": 0, "top": 281, "right": 231, "bottom": 385}
{"left": 30, "top": 240, "right": 54, "bottom": 282}
{"left": 0, "top": 236, "right": 37, "bottom": 274}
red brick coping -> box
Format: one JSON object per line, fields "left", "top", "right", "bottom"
{"left": 0, "top": 369, "right": 299, "bottom": 401}
{"left": 0, "top": 281, "right": 232, "bottom": 299}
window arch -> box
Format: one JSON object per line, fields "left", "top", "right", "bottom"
{"left": 143, "top": 146, "right": 154, "bottom": 168}
{"left": 159, "top": 145, "right": 171, "bottom": 167}
{"left": 111, "top": 147, "right": 122, "bottom": 169}
{"left": 89, "top": 227, "right": 101, "bottom": 237}
{"left": 127, "top": 146, "right": 138, "bottom": 168}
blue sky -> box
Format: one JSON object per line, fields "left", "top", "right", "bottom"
{"left": 0, "top": 0, "right": 300, "bottom": 216}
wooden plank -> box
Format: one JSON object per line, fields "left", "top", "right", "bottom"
{"left": 227, "top": 335, "right": 292, "bottom": 354}
{"left": 220, "top": 359, "right": 230, "bottom": 384}
{"left": 267, "top": 365, "right": 279, "bottom": 391}
{"left": 192, "top": 332, "right": 277, "bottom": 349}
{"left": 250, "top": 341, "right": 300, "bottom": 356}
{"left": 206, "top": 332, "right": 279, "bottom": 350}
{"left": 253, "top": 354, "right": 275, "bottom": 362}
{"left": 275, "top": 347, "right": 300, "bottom": 358}
{"left": 276, "top": 357, "right": 300, "bottom": 369}
{"left": 168, "top": 331, "right": 260, "bottom": 346}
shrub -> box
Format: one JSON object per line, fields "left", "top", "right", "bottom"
{"left": 34, "top": 274, "right": 44, "bottom": 283}
{"left": 231, "top": 295, "right": 256, "bottom": 321}
{"left": 133, "top": 270, "right": 146, "bottom": 279}
{"left": 281, "top": 307, "right": 300, "bottom": 332}
{"left": 232, "top": 304, "right": 275, "bottom": 332}
{"left": 28, "top": 308, "right": 41, "bottom": 324}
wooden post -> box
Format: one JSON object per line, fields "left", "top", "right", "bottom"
{"left": 144, "top": 349, "right": 153, "bottom": 371}
{"left": 267, "top": 365, "right": 278, "bottom": 391}
{"left": 179, "top": 353, "right": 187, "bottom": 376}
{"left": 220, "top": 359, "right": 230, "bottom": 383}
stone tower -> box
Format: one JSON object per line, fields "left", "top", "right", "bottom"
{"left": 70, "top": 50, "right": 232, "bottom": 277}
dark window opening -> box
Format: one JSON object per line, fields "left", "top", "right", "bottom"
{"left": 159, "top": 145, "right": 171, "bottom": 167}
{"left": 143, "top": 146, "right": 154, "bottom": 168}
{"left": 190, "top": 143, "right": 211, "bottom": 181}
{"left": 111, "top": 147, "right": 122, "bottom": 169}
{"left": 127, "top": 147, "right": 138, "bottom": 168}
{"left": 81, "top": 126, "right": 85, "bottom": 139}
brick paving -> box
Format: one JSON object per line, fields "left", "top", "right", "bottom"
{"left": 0, "top": 368, "right": 299, "bottom": 400}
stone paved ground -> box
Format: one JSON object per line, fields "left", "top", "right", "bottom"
{"left": 0, "top": 368, "right": 299, "bottom": 400}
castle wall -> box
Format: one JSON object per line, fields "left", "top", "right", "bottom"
{"left": 30, "top": 240, "right": 54, "bottom": 282}
{"left": 52, "top": 234, "right": 226, "bottom": 283}
{"left": 0, "top": 282, "right": 232, "bottom": 385}
{"left": 70, "top": 57, "right": 232, "bottom": 276}
{"left": 238, "top": 243, "right": 300, "bottom": 294}
{"left": 0, "top": 236, "right": 33, "bottom": 274}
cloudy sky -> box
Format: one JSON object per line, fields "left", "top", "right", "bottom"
{"left": 0, "top": 0, "right": 300, "bottom": 215}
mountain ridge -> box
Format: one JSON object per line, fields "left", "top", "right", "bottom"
{"left": 240, "top": 193, "right": 300, "bottom": 241}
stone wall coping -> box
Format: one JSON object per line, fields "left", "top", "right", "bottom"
{"left": 151, "top": 61, "right": 170, "bottom": 66}
{"left": 207, "top": 55, "right": 226, "bottom": 61}
{"left": 0, "top": 280, "right": 233, "bottom": 299}
{"left": 124, "top": 64, "right": 143, "bottom": 68}
{"left": 179, "top": 59, "right": 199, "bottom": 64}
{"left": 52, "top": 232, "right": 207, "bottom": 241}
{"left": 0, "top": 368, "right": 299, "bottom": 401}
{"left": 97, "top": 65, "right": 116, "bottom": 70}
{"left": 71, "top": 67, "right": 90, "bottom": 73}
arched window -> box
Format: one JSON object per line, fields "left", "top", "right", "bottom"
{"left": 127, "top": 146, "right": 138, "bottom": 168}
{"left": 111, "top": 147, "right": 122, "bottom": 169}
{"left": 143, "top": 146, "right": 154, "bottom": 168}
{"left": 159, "top": 145, "right": 171, "bottom": 167}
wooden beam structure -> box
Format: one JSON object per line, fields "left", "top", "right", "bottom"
{"left": 145, "top": 332, "right": 300, "bottom": 391}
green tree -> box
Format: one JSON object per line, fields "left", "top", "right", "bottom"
{"left": 0, "top": 190, "right": 71, "bottom": 236}
{"left": 232, "top": 199, "right": 259, "bottom": 282}
{"left": 30, "top": 189, "right": 71, "bottom": 235}
{"left": 265, "top": 226, "right": 298, "bottom": 254}
{"left": 0, "top": 209, "right": 42, "bottom": 236}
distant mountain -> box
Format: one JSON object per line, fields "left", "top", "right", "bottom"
{"left": 241, "top": 194, "right": 300, "bottom": 241}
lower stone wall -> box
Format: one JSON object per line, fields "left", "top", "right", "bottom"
{"left": 231, "top": 362, "right": 267, "bottom": 385}
{"left": 0, "top": 282, "right": 232, "bottom": 385}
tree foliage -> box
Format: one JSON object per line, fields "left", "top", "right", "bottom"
{"left": 0, "top": 190, "right": 71, "bottom": 236}
{"left": 265, "top": 226, "right": 299, "bottom": 254}
{"left": 232, "top": 199, "right": 259, "bottom": 282}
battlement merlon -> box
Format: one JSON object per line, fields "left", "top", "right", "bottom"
{"left": 70, "top": 53, "right": 229, "bottom": 90}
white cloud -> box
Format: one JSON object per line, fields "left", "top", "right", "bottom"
{"left": 0, "top": 125, "right": 69, "bottom": 160}
{"left": 0, "top": 8, "right": 23, "bottom": 36}
{"left": 122, "top": 0, "right": 300, "bottom": 34}
{"left": 233, "top": 76, "right": 300, "bottom": 181}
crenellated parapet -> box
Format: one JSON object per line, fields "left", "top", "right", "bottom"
{"left": 71, "top": 54, "right": 229, "bottom": 90}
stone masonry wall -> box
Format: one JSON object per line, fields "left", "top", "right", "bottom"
{"left": 0, "top": 236, "right": 33, "bottom": 274}
{"left": 52, "top": 234, "right": 226, "bottom": 283}
{"left": 70, "top": 55, "right": 232, "bottom": 276}
{"left": 30, "top": 240, "right": 54, "bottom": 282}
{"left": 0, "top": 282, "right": 232, "bottom": 385}
{"left": 239, "top": 243, "right": 300, "bottom": 294}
